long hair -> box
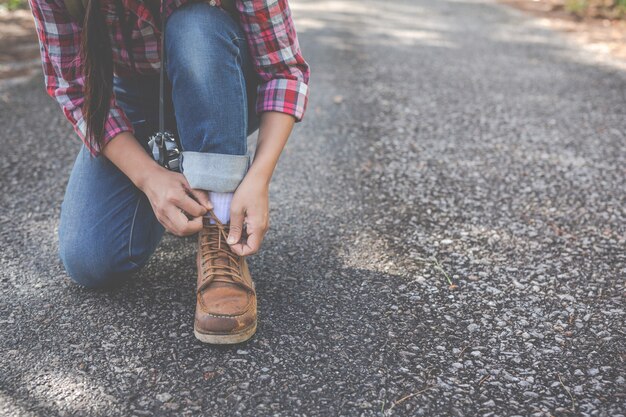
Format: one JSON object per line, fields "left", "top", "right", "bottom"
{"left": 80, "top": 0, "right": 113, "bottom": 152}
{"left": 80, "top": 0, "right": 136, "bottom": 152}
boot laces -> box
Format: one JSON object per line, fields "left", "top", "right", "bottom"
{"left": 198, "top": 210, "right": 254, "bottom": 294}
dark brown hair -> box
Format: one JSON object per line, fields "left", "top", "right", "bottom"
{"left": 80, "top": 0, "right": 136, "bottom": 152}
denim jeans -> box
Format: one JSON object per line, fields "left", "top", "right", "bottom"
{"left": 58, "top": 3, "right": 261, "bottom": 288}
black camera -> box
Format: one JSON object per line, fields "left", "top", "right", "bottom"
{"left": 147, "top": 130, "right": 181, "bottom": 172}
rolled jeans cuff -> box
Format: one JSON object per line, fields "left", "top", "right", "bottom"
{"left": 179, "top": 151, "right": 249, "bottom": 192}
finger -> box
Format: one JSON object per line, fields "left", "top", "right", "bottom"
{"left": 189, "top": 188, "right": 213, "bottom": 211}
{"left": 166, "top": 206, "right": 194, "bottom": 236}
{"left": 228, "top": 204, "right": 245, "bottom": 245}
{"left": 240, "top": 228, "right": 263, "bottom": 256}
{"left": 177, "top": 192, "right": 208, "bottom": 218}
{"left": 178, "top": 175, "right": 210, "bottom": 207}
{"left": 157, "top": 211, "right": 176, "bottom": 235}
{"left": 168, "top": 205, "right": 203, "bottom": 236}
{"left": 229, "top": 225, "right": 247, "bottom": 255}
{"left": 180, "top": 215, "right": 204, "bottom": 236}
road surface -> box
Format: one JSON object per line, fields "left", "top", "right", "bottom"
{"left": 1, "top": 0, "right": 624, "bottom": 415}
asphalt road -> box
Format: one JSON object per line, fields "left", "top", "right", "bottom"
{"left": 1, "top": 0, "right": 625, "bottom": 416}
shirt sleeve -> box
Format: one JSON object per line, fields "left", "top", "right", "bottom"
{"left": 28, "top": 0, "right": 134, "bottom": 157}
{"left": 235, "top": 0, "right": 311, "bottom": 122}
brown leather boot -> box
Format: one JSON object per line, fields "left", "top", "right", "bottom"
{"left": 194, "top": 212, "right": 257, "bottom": 344}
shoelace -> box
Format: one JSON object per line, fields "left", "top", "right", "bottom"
{"left": 198, "top": 210, "right": 255, "bottom": 294}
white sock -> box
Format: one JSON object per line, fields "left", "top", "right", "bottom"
{"left": 208, "top": 191, "right": 233, "bottom": 224}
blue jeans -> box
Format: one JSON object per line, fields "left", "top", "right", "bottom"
{"left": 58, "top": 3, "right": 260, "bottom": 288}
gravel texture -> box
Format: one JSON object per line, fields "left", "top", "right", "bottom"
{"left": 1, "top": 0, "right": 625, "bottom": 416}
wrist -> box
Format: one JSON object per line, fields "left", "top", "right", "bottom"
{"left": 134, "top": 162, "right": 163, "bottom": 193}
{"left": 245, "top": 162, "right": 273, "bottom": 188}
{"left": 101, "top": 131, "right": 164, "bottom": 192}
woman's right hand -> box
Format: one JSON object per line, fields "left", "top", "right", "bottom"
{"left": 101, "top": 132, "right": 211, "bottom": 236}
{"left": 140, "top": 166, "right": 212, "bottom": 236}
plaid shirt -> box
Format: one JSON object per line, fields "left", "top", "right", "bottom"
{"left": 28, "top": 0, "right": 310, "bottom": 156}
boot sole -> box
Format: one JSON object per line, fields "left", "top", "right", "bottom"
{"left": 194, "top": 321, "right": 257, "bottom": 345}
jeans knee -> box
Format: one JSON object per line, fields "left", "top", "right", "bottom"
{"left": 58, "top": 241, "right": 138, "bottom": 289}
{"left": 166, "top": 4, "right": 243, "bottom": 72}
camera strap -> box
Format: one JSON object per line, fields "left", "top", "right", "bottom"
{"left": 159, "top": 4, "right": 166, "bottom": 134}
{"left": 147, "top": 2, "right": 182, "bottom": 171}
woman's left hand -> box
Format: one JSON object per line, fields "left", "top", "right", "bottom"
{"left": 227, "top": 174, "right": 270, "bottom": 256}
{"left": 225, "top": 111, "right": 296, "bottom": 255}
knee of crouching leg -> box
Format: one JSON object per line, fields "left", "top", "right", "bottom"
{"left": 58, "top": 242, "right": 132, "bottom": 289}
{"left": 166, "top": 3, "right": 241, "bottom": 68}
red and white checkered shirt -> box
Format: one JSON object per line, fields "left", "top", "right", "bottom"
{"left": 28, "top": 0, "right": 310, "bottom": 156}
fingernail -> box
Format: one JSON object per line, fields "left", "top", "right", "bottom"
{"left": 227, "top": 236, "right": 236, "bottom": 244}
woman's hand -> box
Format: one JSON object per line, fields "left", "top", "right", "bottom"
{"left": 141, "top": 167, "right": 212, "bottom": 236}
{"left": 227, "top": 174, "right": 270, "bottom": 256}
{"left": 224, "top": 111, "right": 296, "bottom": 255}
{"left": 102, "top": 132, "right": 211, "bottom": 236}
